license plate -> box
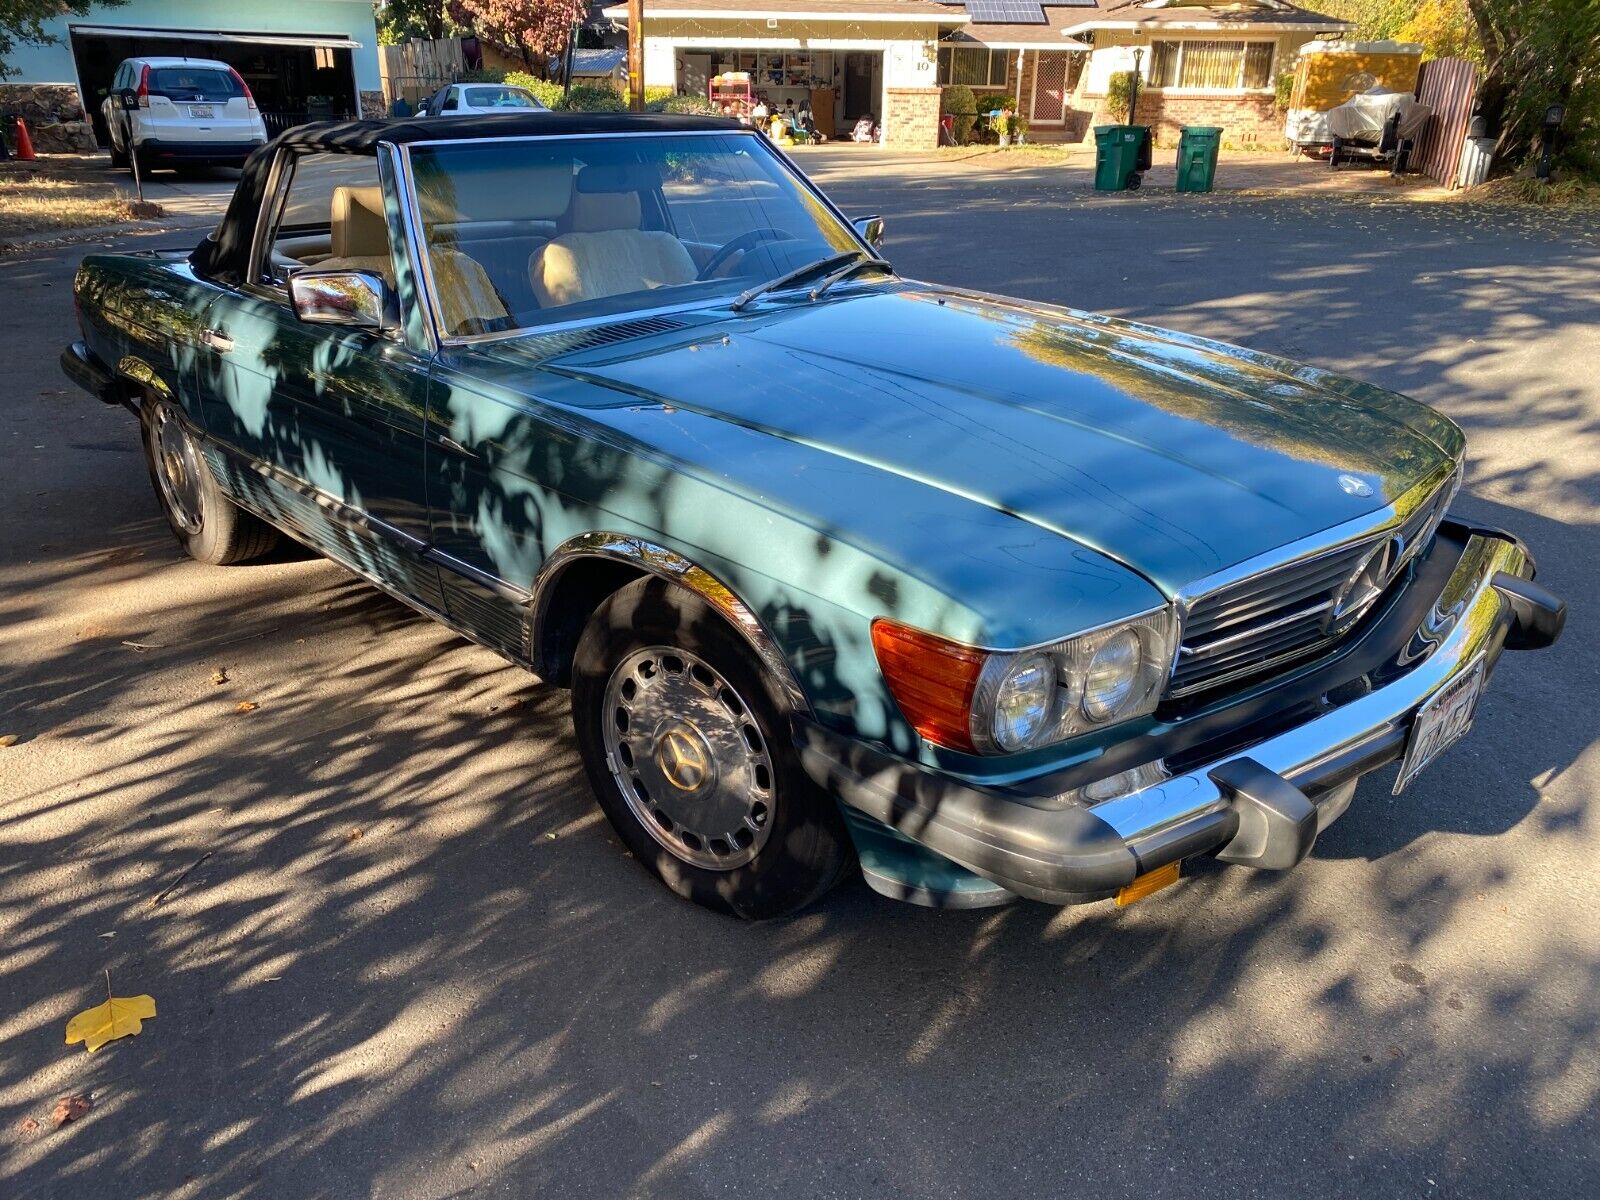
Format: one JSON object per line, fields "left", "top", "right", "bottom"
{"left": 189, "top": 104, "right": 215, "bottom": 119}
{"left": 1393, "top": 655, "right": 1486, "bottom": 793}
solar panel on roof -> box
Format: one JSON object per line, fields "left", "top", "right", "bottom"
{"left": 1040, "top": 0, "right": 1100, "bottom": 7}
{"left": 966, "top": 0, "right": 1048, "bottom": 23}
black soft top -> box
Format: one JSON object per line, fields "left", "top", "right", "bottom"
{"left": 191, "top": 112, "right": 743, "bottom": 286}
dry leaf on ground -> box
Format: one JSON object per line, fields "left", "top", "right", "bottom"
{"left": 234, "top": 701, "right": 258, "bottom": 714}
{"left": 0, "top": 733, "right": 18, "bottom": 748}
{"left": 65, "top": 993, "right": 156, "bottom": 1053}
{"left": 52, "top": 1095, "right": 92, "bottom": 1125}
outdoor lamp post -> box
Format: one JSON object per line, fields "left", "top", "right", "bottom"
{"left": 1537, "top": 103, "right": 1565, "bottom": 180}
{"left": 1130, "top": 47, "right": 1143, "bottom": 126}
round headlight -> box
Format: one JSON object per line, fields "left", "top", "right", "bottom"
{"left": 991, "top": 653, "right": 1055, "bottom": 751}
{"left": 1083, "top": 629, "right": 1142, "bottom": 721}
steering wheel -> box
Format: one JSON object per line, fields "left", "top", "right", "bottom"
{"left": 699, "top": 228, "right": 797, "bottom": 280}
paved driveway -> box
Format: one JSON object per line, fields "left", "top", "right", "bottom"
{"left": 2, "top": 161, "right": 1597, "bottom": 1199}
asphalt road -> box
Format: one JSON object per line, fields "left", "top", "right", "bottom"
{"left": 2, "top": 159, "right": 1598, "bottom": 1200}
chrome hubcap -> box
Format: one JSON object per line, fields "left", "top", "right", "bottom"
{"left": 152, "top": 406, "right": 204, "bottom": 535}
{"left": 602, "top": 646, "right": 774, "bottom": 870}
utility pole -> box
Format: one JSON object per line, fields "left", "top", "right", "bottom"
{"left": 628, "top": 0, "right": 644, "bottom": 112}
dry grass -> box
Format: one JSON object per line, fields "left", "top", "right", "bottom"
{"left": 1463, "top": 174, "right": 1600, "bottom": 209}
{"left": 0, "top": 160, "right": 165, "bottom": 239}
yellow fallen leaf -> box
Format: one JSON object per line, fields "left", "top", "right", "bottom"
{"left": 65, "top": 993, "right": 156, "bottom": 1053}
{"left": 0, "top": 734, "right": 17, "bottom": 748}
{"left": 234, "top": 701, "right": 258, "bottom": 714}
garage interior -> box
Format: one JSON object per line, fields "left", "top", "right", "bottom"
{"left": 70, "top": 27, "right": 360, "bottom": 144}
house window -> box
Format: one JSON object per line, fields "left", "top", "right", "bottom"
{"left": 1144, "top": 40, "right": 1275, "bottom": 91}
{"left": 938, "top": 47, "right": 1008, "bottom": 88}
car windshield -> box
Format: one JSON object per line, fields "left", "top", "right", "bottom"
{"left": 408, "top": 132, "right": 863, "bottom": 338}
{"left": 464, "top": 86, "right": 543, "bottom": 110}
{"left": 147, "top": 67, "right": 240, "bottom": 102}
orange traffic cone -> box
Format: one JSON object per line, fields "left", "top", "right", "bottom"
{"left": 14, "top": 118, "right": 36, "bottom": 161}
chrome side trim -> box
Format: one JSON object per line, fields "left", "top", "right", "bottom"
{"left": 528, "top": 532, "right": 811, "bottom": 714}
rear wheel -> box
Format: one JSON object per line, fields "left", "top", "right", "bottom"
{"left": 109, "top": 137, "right": 128, "bottom": 169}
{"left": 140, "top": 399, "right": 278, "bottom": 565}
{"left": 571, "top": 576, "right": 852, "bottom": 919}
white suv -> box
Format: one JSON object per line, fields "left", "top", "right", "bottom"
{"left": 103, "top": 56, "right": 268, "bottom": 173}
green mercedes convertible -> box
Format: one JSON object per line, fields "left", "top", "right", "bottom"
{"left": 62, "top": 113, "right": 1565, "bottom": 918}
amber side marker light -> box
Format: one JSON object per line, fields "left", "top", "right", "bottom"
{"left": 1116, "top": 861, "right": 1181, "bottom": 907}
{"left": 870, "top": 618, "right": 987, "bottom": 753}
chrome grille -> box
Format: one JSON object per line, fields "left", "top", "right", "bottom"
{"left": 1168, "top": 475, "right": 1457, "bottom": 698}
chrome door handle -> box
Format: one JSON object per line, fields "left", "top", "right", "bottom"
{"left": 201, "top": 328, "right": 234, "bottom": 353}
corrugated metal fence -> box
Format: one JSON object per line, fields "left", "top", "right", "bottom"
{"left": 1413, "top": 57, "right": 1478, "bottom": 186}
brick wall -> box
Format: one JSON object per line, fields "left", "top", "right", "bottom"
{"left": 884, "top": 86, "right": 942, "bottom": 150}
{"left": 1081, "top": 92, "right": 1283, "bottom": 147}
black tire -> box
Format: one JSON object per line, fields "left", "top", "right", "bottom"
{"left": 139, "top": 398, "right": 278, "bottom": 565}
{"left": 572, "top": 576, "right": 853, "bottom": 919}
{"left": 109, "top": 139, "right": 128, "bottom": 169}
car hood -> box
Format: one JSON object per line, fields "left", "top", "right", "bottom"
{"left": 479, "top": 286, "right": 1460, "bottom": 594}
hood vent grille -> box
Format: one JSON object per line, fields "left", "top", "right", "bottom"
{"left": 510, "top": 315, "right": 691, "bottom": 361}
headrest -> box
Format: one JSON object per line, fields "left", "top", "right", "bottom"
{"left": 331, "top": 186, "right": 389, "bottom": 259}
{"left": 576, "top": 162, "right": 660, "bottom": 194}
{"left": 416, "top": 161, "right": 574, "bottom": 225}
{"left": 570, "top": 190, "right": 642, "bottom": 233}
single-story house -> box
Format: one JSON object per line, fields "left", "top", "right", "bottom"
{"left": 605, "top": 0, "right": 1353, "bottom": 148}
{"left": 0, "top": 0, "right": 383, "bottom": 151}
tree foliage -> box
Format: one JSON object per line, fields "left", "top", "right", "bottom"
{"left": 1467, "top": 0, "right": 1600, "bottom": 175}
{"left": 1320, "top": 0, "right": 1599, "bottom": 176}
{"left": 0, "top": 0, "right": 122, "bottom": 78}
{"left": 448, "top": 0, "right": 586, "bottom": 73}
{"left": 377, "top": 0, "right": 454, "bottom": 46}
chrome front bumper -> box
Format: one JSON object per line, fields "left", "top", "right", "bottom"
{"left": 798, "top": 528, "right": 1565, "bottom": 906}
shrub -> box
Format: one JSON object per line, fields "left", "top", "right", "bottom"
{"left": 461, "top": 67, "right": 506, "bottom": 84}
{"left": 1106, "top": 72, "right": 1136, "bottom": 124}
{"left": 971, "top": 91, "right": 1012, "bottom": 114}
{"left": 559, "top": 84, "right": 627, "bottom": 112}
{"left": 1274, "top": 71, "right": 1295, "bottom": 113}
{"left": 644, "top": 85, "right": 676, "bottom": 106}
{"left": 502, "top": 71, "right": 565, "bottom": 110}
{"left": 647, "top": 93, "right": 720, "bottom": 115}
{"left": 941, "top": 83, "right": 977, "bottom": 143}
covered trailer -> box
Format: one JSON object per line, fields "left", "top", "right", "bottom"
{"left": 1285, "top": 40, "right": 1423, "bottom": 152}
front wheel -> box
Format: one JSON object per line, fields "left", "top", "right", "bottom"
{"left": 571, "top": 576, "right": 852, "bottom": 919}
{"left": 139, "top": 399, "right": 278, "bottom": 565}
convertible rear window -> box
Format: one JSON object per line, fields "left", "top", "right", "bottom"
{"left": 407, "top": 133, "right": 860, "bottom": 338}
{"left": 147, "top": 68, "right": 242, "bottom": 102}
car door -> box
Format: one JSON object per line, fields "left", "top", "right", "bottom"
{"left": 193, "top": 148, "right": 445, "bottom": 610}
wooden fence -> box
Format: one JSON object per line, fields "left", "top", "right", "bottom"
{"left": 380, "top": 37, "right": 469, "bottom": 107}
{"left": 1413, "top": 57, "right": 1478, "bottom": 186}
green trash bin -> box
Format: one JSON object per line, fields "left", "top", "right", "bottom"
{"left": 1094, "top": 125, "right": 1148, "bottom": 191}
{"left": 1176, "top": 126, "right": 1223, "bottom": 193}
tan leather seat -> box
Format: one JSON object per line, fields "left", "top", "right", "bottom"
{"left": 316, "top": 185, "right": 396, "bottom": 284}
{"left": 323, "top": 184, "right": 509, "bottom": 335}
{"left": 529, "top": 182, "right": 697, "bottom": 309}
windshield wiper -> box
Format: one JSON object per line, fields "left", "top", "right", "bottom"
{"left": 809, "top": 256, "right": 892, "bottom": 301}
{"left": 729, "top": 250, "right": 863, "bottom": 312}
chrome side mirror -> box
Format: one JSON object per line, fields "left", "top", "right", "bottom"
{"left": 288, "top": 270, "right": 394, "bottom": 331}
{"left": 853, "top": 215, "right": 885, "bottom": 250}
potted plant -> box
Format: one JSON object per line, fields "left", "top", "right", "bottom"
{"left": 1009, "top": 114, "right": 1029, "bottom": 146}
{"left": 998, "top": 105, "right": 1016, "bottom": 147}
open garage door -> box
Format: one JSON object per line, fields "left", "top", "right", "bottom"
{"left": 70, "top": 27, "right": 362, "bottom": 146}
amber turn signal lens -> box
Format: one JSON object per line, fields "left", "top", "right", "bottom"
{"left": 1115, "top": 860, "right": 1180, "bottom": 907}
{"left": 870, "top": 618, "right": 987, "bottom": 753}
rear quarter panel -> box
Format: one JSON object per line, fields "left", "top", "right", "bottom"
{"left": 75, "top": 253, "right": 220, "bottom": 420}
